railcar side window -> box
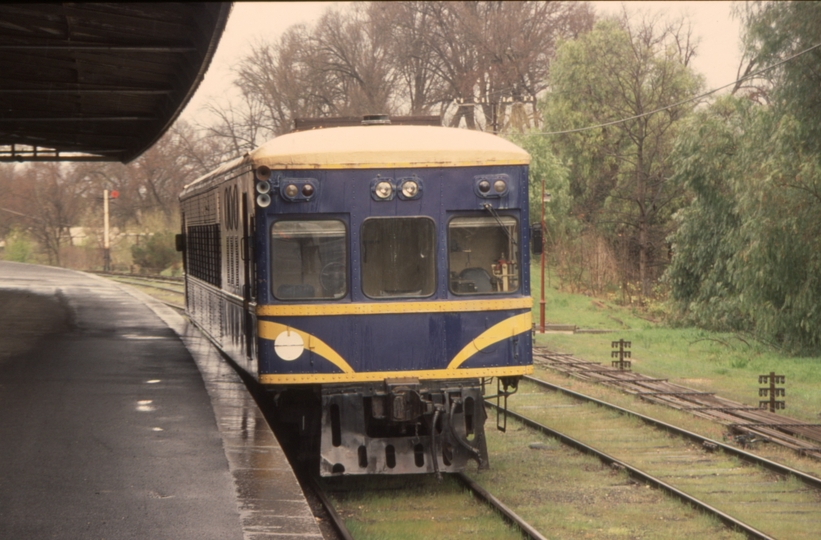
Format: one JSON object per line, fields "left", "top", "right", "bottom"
{"left": 361, "top": 217, "right": 436, "bottom": 298}
{"left": 448, "top": 216, "right": 520, "bottom": 295}
{"left": 271, "top": 220, "right": 347, "bottom": 300}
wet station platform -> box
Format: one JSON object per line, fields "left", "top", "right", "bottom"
{"left": 0, "top": 261, "right": 322, "bottom": 539}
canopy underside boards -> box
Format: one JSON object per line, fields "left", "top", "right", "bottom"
{"left": 0, "top": 3, "right": 231, "bottom": 163}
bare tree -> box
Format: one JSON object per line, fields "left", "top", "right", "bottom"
{"left": 6, "top": 163, "right": 92, "bottom": 265}
{"left": 424, "top": 1, "right": 594, "bottom": 131}
{"left": 370, "top": 1, "right": 446, "bottom": 115}
{"left": 313, "top": 4, "right": 399, "bottom": 115}
{"left": 206, "top": 1, "right": 595, "bottom": 147}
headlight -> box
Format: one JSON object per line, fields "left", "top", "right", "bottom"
{"left": 401, "top": 180, "right": 419, "bottom": 198}
{"left": 475, "top": 175, "right": 510, "bottom": 198}
{"left": 374, "top": 181, "right": 393, "bottom": 200}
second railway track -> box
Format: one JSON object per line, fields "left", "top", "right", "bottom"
{"left": 495, "top": 377, "right": 821, "bottom": 539}
{"left": 535, "top": 348, "right": 821, "bottom": 461}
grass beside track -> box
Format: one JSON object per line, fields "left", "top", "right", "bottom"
{"left": 531, "top": 265, "right": 821, "bottom": 424}
{"left": 464, "top": 414, "right": 746, "bottom": 540}
{"left": 504, "top": 380, "right": 821, "bottom": 539}
{"left": 326, "top": 475, "right": 522, "bottom": 540}
{"left": 107, "top": 276, "right": 184, "bottom": 307}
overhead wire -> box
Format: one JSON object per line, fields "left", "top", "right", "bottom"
{"left": 532, "top": 41, "right": 821, "bottom": 136}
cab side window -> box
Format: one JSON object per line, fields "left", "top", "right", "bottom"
{"left": 271, "top": 220, "right": 347, "bottom": 300}
{"left": 448, "top": 216, "right": 519, "bottom": 295}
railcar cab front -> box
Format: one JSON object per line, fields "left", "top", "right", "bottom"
{"left": 249, "top": 116, "right": 533, "bottom": 475}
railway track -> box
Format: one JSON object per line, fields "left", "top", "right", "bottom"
{"left": 306, "top": 471, "right": 548, "bottom": 540}
{"left": 97, "top": 272, "right": 185, "bottom": 311}
{"left": 91, "top": 270, "right": 183, "bottom": 283}
{"left": 117, "top": 279, "right": 820, "bottom": 537}
{"left": 100, "top": 274, "right": 185, "bottom": 295}
{"left": 491, "top": 378, "right": 821, "bottom": 539}
{"left": 534, "top": 348, "right": 821, "bottom": 460}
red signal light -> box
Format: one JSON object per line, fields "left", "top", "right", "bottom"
{"left": 110, "top": 190, "right": 119, "bottom": 199}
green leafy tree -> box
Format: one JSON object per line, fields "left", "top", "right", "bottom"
{"left": 665, "top": 2, "right": 821, "bottom": 354}
{"left": 665, "top": 96, "right": 751, "bottom": 330}
{"left": 740, "top": 1, "right": 821, "bottom": 150}
{"left": 667, "top": 96, "right": 821, "bottom": 354}
{"left": 3, "top": 229, "right": 35, "bottom": 263}
{"left": 131, "top": 232, "right": 179, "bottom": 274}
{"left": 542, "top": 14, "right": 703, "bottom": 297}
{"left": 733, "top": 114, "right": 821, "bottom": 353}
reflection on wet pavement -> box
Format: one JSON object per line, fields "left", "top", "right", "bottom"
{"left": 117, "top": 283, "right": 324, "bottom": 539}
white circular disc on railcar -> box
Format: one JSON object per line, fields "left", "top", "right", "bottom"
{"left": 274, "top": 330, "right": 304, "bottom": 361}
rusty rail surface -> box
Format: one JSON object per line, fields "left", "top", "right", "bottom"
{"left": 306, "top": 475, "right": 354, "bottom": 540}
{"left": 534, "top": 348, "right": 821, "bottom": 460}
{"left": 453, "top": 473, "right": 549, "bottom": 540}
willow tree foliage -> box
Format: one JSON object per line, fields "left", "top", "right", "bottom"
{"left": 666, "top": 2, "right": 821, "bottom": 354}
{"left": 740, "top": 1, "right": 821, "bottom": 151}
{"left": 542, "top": 15, "right": 703, "bottom": 297}
{"left": 665, "top": 97, "right": 753, "bottom": 331}
{"left": 667, "top": 96, "right": 821, "bottom": 354}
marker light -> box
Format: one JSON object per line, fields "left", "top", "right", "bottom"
{"left": 301, "top": 184, "right": 315, "bottom": 197}
{"left": 256, "top": 193, "right": 271, "bottom": 207}
{"left": 401, "top": 180, "right": 419, "bottom": 198}
{"left": 478, "top": 180, "right": 491, "bottom": 194}
{"left": 284, "top": 184, "right": 299, "bottom": 198}
{"left": 255, "top": 165, "right": 271, "bottom": 181}
{"left": 374, "top": 181, "right": 393, "bottom": 199}
{"left": 493, "top": 180, "right": 507, "bottom": 193}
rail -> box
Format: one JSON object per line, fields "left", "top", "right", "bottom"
{"left": 524, "top": 375, "right": 821, "bottom": 490}
{"left": 485, "top": 400, "right": 776, "bottom": 540}
{"left": 535, "top": 348, "right": 821, "bottom": 460}
{"left": 453, "top": 473, "right": 548, "bottom": 540}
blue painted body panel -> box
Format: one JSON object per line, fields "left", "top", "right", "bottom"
{"left": 257, "top": 309, "right": 532, "bottom": 375}
{"left": 255, "top": 165, "right": 532, "bottom": 378}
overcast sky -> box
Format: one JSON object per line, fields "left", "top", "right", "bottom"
{"left": 179, "top": 1, "right": 744, "bottom": 125}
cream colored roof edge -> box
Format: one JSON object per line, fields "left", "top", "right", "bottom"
{"left": 181, "top": 154, "right": 247, "bottom": 192}
{"left": 249, "top": 125, "right": 530, "bottom": 169}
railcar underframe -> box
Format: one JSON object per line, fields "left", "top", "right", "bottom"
{"left": 319, "top": 378, "right": 488, "bottom": 475}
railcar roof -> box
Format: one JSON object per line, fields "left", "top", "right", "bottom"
{"left": 249, "top": 125, "right": 530, "bottom": 169}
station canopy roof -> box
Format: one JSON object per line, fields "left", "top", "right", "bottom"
{"left": 0, "top": 3, "right": 231, "bottom": 163}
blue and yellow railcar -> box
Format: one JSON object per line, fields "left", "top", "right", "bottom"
{"left": 179, "top": 118, "right": 533, "bottom": 475}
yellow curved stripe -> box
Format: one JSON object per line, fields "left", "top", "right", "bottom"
{"left": 259, "top": 364, "right": 533, "bottom": 385}
{"left": 258, "top": 321, "right": 354, "bottom": 374}
{"left": 447, "top": 312, "right": 532, "bottom": 370}
{"left": 257, "top": 297, "right": 532, "bottom": 317}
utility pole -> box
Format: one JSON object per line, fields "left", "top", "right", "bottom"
{"left": 539, "top": 182, "right": 551, "bottom": 333}
{"left": 102, "top": 189, "right": 118, "bottom": 272}
{"left": 103, "top": 189, "right": 110, "bottom": 272}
